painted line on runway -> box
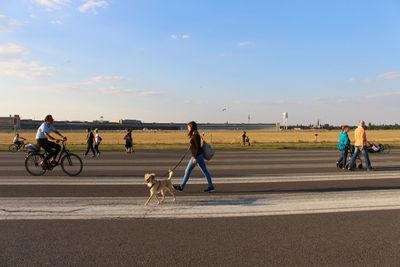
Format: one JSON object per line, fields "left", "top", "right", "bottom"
{"left": 2, "top": 189, "right": 400, "bottom": 220}
{"left": 0, "top": 171, "right": 400, "bottom": 185}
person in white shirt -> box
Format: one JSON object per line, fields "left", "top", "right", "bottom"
{"left": 94, "top": 128, "right": 102, "bottom": 156}
{"left": 36, "top": 115, "right": 66, "bottom": 165}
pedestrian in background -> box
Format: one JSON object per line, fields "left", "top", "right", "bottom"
{"left": 124, "top": 128, "right": 134, "bottom": 153}
{"left": 348, "top": 120, "right": 373, "bottom": 171}
{"left": 242, "top": 131, "right": 247, "bottom": 146}
{"left": 336, "top": 125, "right": 350, "bottom": 169}
{"left": 84, "top": 128, "right": 96, "bottom": 157}
{"left": 174, "top": 121, "right": 215, "bottom": 192}
{"left": 94, "top": 128, "right": 102, "bottom": 156}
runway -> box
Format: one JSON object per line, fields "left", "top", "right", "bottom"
{"left": 1, "top": 149, "right": 400, "bottom": 266}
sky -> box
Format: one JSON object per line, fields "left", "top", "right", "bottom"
{"left": 0, "top": 0, "right": 400, "bottom": 125}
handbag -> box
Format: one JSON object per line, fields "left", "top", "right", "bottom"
{"left": 202, "top": 138, "right": 215, "bottom": 160}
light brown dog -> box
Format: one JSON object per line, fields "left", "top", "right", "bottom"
{"left": 144, "top": 170, "right": 176, "bottom": 206}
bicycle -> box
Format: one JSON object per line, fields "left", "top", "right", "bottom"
{"left": 9, "top": 141, "right": 26, "bottom": 152}
{"left": 25, "top": 140, "right": 83, "bottom": 176}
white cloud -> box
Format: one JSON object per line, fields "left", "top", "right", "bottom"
{"left": 0, "top": 14, "right": 18, "bottom": 33}
{"left": 365, "top": 91, "right": 400, "bottom": 99}
{"left": 170, "top": 33, "right": 190, "bottom": 40}
{"left": 0, "top": 43, "right": 54, "bottom": 78}
{"left": 98, "top": 87, "right": 160, "bottom": 97}
{"left": 238, "top": 41, "right": 254, "bottom": 47}
{"left": 0, "top": 60, "right": 54, "bottom": 78}
{"left": 78, "top": 0, "right": 108, "bottom": 13}
{"left": 0, "top": 43, "right": 27, "bottom": 56}
{"left": 33, "top": 0, "right": 70, "bottom": 10}
{"left": 51, "top": 19, "right": 63, "bottom": 25}
{"left": 378, "top": 72, "right": 400, "bottom": 80}
{"left": 89, "top": 76, "right": 126, "bottom": 83}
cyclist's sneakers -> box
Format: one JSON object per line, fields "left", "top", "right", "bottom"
{"left": 39, "top": 161, "right": 48, "bottom": 170}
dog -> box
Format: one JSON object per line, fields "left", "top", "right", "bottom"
{"left": 144, "top": 170, "right": 176, "bottom": 206}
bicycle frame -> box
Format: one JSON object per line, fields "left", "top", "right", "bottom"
{"left": 44, "top": 141, "right": 70, "bottom": 166}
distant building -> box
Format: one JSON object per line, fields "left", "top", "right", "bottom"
{"left": 0, "top": 115, "right": 20, "bottom": 131}
{"left": 3, "top": 116, "right": 276, "bottom": 131}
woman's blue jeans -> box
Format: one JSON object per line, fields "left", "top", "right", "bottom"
{"left": 338, "top": 150, "right": 348, "bottom": 168}
{"left": 348, "top": 146, "right": 372, "bottom": 170}
{"left": 180, "top": 153, "right": 214, "bottom": 189}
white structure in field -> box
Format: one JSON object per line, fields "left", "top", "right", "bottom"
{"left": 282, "top": 112, "right": 288, "bottom": 130}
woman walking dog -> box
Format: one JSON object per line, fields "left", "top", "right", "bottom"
{"left": 174, "top": 121, "right": 215, "bottom": 192}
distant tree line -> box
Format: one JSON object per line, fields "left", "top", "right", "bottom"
{"left": 288, "top": 123, "right": 400, "bottom": 130}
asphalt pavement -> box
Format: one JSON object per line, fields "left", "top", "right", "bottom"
{"left": 1, "top": 149, "right": 400, "bottom": 266}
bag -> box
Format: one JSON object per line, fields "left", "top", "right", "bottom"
{"left": 202, "top": 140, "right": 215, "bottom": 160}
{"left": 98, "top": 136, "right": 103, "bottom": 142}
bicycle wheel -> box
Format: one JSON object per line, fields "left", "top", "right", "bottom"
{"left": 61, "top": 153, "right": 83, "bottom": 176}
{"left": 9, "top": 144, "right": 18, "bottom": 152}
{"left": 383, "top": 144, "right": 391, "bottom": 154}
{"left": 25, "top": 153, "right": 46, "bottom": 176}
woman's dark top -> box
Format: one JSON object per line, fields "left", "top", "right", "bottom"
{"left": 124, "top": 132, "right": 132, "bottom": 143}
{"left": 87, "top": 132, "right": 94, "bottom": 144}
{"left": 190, "top": 133, "right": 202, "bottom": 158}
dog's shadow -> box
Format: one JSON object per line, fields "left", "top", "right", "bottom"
{"left": 186, "top": 197, "right": 270, "bottom": 207}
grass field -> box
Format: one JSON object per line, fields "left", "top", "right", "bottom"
{"left": 1, "top": 129, "right": 399, "bottom": 151}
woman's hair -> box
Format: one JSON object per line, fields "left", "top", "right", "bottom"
{"left": 87, "top": 128, "right": 91, "bottom": 132}
{"left": 341, "top": 125, "right": 349, "bottom": 131}
{"left": 94, "top": 128, "right": 98, "bottom": 133}
{"left": 187, "top": 121, "right": 198, "bottom": 137}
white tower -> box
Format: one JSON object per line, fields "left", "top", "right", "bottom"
{"left": 282, "top": 112, "right": 288, "bottom": 130}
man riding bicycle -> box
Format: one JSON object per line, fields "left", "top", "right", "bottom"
{"left": 36, "top": 115, "right": 67, "bottom": 166}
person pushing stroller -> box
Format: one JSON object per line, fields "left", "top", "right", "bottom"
{"left": 348, "top": 120, "right": 373, "bottom": 171}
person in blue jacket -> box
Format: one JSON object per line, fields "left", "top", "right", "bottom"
{"left": 336, "top": 125, "right": 351, "bottom": 169}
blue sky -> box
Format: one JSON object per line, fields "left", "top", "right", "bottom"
{"left": 0, "top": 0, "right": 400, "bottom": 125}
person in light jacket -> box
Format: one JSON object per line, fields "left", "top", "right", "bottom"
{"left": 348, "top": 120, "right": 373, "bottom": 171}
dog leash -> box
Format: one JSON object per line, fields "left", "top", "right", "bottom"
{"left": 167, "top": 147, "right": 190, "bottom": 175}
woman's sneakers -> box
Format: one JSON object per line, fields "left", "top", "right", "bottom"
{"left": 173, "top": 185, "right": 183, "bottom": 192}
{"left": 174, "top": 185, "right": 215, "bottom": 193}
{"left": 204, "top": 187, "right": 215, "bottom": 193}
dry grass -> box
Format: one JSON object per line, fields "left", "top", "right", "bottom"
{"left": 1, "top": 129, "right": 400, "bottom": 146}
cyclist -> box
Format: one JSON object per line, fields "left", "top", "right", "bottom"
{"left": 36, "top": 115, "right": 67, "bottom": 166}
{"left": 13, "top": 133, "right": 26, "bottom": 147}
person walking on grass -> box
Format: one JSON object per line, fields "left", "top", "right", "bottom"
{"left": 242, "top": 131, "right": 247, "bottom": 146}
{"left": 174, "top": 121, "right": 215, "bottom": 193}
{"left": 336, "top": 125, "right": 350, "bottom": 169}
{"left": 348, "top": 120, "right": 373, "bottom": 171}
{"left": 94, "top": 128, "right": 102, "bottom": 156}
{"left": 84, "top": 128, "right": 96, "bottom": 157}
{"left": 124, "top": 128, "right": 134, "bottom": 153}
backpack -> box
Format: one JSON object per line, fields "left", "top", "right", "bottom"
{"left": 202, "top": 140, "right": 215, "bottom": 160}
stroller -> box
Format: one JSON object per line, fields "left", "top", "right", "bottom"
{"left": 366, "top": 142, "right": 391, "bottom": 154}
{"left": 345, "top": 145, "right": 363, "bottom": 170}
